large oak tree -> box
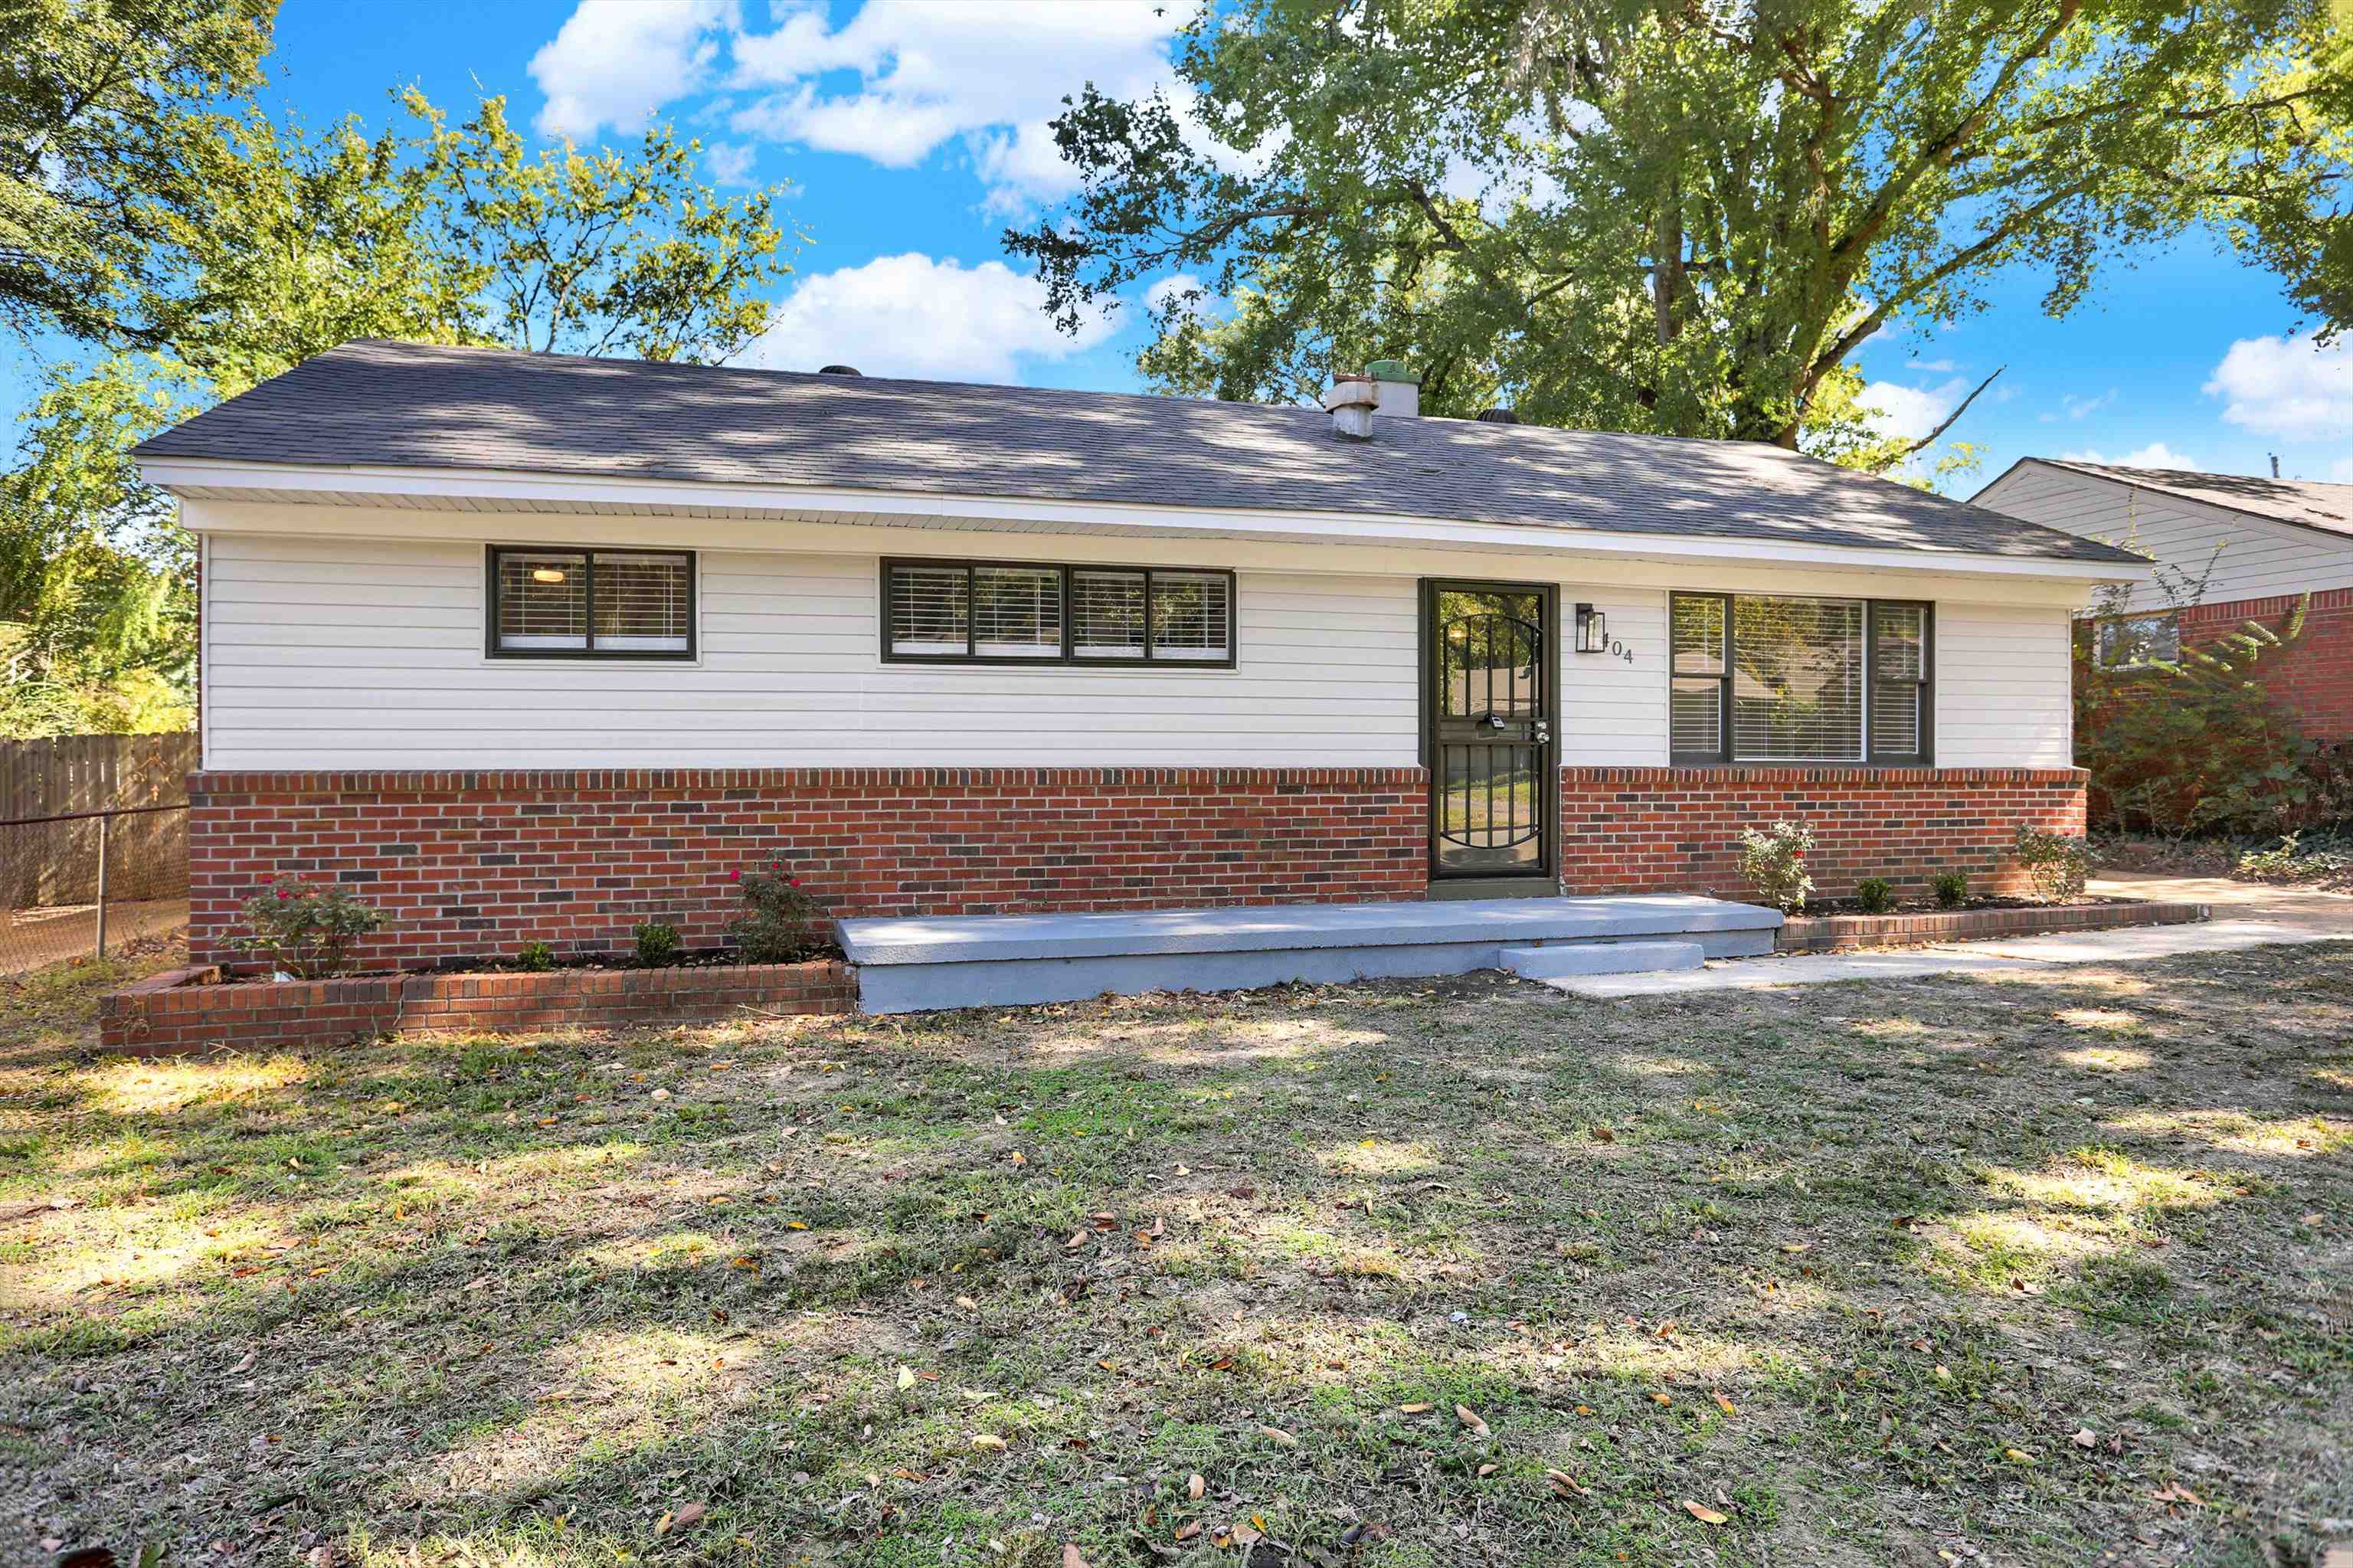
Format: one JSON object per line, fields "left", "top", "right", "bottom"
{"left": 1009, "top": 0, "right": 2348, "bottom": 466}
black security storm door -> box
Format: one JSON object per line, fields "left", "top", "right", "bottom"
{"left": 1422, "top": 582, "right": 1556, "bottom": 880}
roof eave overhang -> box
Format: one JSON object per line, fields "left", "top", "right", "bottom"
{"left": 138, "top": 455, "right": 2155, "bottom": 585}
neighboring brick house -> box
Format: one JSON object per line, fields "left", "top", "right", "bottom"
{"left": 132, "top": 341, "right": 2147, "bottom": 969}
{"left": 1974, "top": 460, "right": 2353, "bottom": 742}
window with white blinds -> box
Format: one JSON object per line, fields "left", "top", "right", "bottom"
{"left": 883, "top": 560, "right": 1236, "bottom": 666}
{"left": 489, "top": 547, "right": 695, "bottom": 658}
{"left": 1669, "top": 592, "right": 1931, "bottom": 764}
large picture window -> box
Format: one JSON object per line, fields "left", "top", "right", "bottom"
{"left": 882, "top": 558, "right": 1235, "bottom": 666}
{"left": 487, "top": 547, "right": 695, "bottom": 660}
{"left": 1671, "top": 592, "right": 1932, "bottom": 764}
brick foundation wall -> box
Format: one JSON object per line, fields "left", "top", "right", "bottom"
{"left": 1556, "top": 766, "right": 2088, "bottom": 901}
{"left": 2180, "top": 588, "right": 2353, "bottom": 745}
{"left": 100, "top": 958, "right": 856, "bottom": 1056}
{"left": 188, "top": 768, "right": 1431, "bottom": 969}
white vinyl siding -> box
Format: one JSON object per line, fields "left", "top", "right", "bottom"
{"left": 1932, "top": 600, "right": 2074, "bottom": 767}
{"left": 198, "top": 528, "right": 2080, "bottom": 774}
{"left": 201, "top": 535, "right": 1420, "bottom": 769}
{"left": 1975, "top": 463, "right": 2353, "bottom": 612}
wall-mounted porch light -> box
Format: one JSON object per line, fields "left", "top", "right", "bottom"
{"left": 1574, "top": 603, "right": 1608, "bottom": 653}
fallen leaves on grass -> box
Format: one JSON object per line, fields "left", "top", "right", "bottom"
{"left": 1455, "top": 1403, "right": 1490, "bottom": 1438}
{"left": 1259, "top": 1424, "right": 1298, "bottom": 1448}
{"left": 1681, "top": 1500, "right": 1730, "bottom": 1525}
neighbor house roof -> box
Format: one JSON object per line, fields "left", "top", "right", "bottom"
{"left": 136, "top": 339, "right": 2145, "bottom": 567}
{"left": 2002, "top": 458, "right": 2353, "bottom": 542}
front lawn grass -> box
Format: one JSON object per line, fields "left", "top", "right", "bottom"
{"left": 4, "top": 944, "right": 2349, "bottom": 1566}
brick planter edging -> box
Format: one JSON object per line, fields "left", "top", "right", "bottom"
{"left": 1775, "top": 900, "right": 2208, "bottom": 954}
{"left": 99, "top": 958, "right": 856, "bottom": 1056}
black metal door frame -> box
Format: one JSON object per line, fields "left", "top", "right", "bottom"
{"left": 1418, "top": 578, "right": 1560, "bottom": 882}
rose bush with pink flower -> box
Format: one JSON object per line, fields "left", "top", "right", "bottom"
{"left": 726, "top": 854, "right": 822, "bottom": 963}
{"left": 235, "top": 876, "right": 387, "bottom": 978}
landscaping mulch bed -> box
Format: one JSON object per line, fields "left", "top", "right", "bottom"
{"left": 5, "top": 937, "right": 2349, "bottom": 1565}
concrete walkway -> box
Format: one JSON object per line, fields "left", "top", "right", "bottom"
{"left": 1550, "top": 872, "right": 2353, "bottom": 999}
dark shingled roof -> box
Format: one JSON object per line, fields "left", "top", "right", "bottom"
{"left": 2030, "top": 459, "right": 2353, "bottom": 542}
{"left": 136, "top": 339, "right": 2145, "bottom": 566}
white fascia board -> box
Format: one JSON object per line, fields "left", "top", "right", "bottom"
{"left": 139, "top": 455, "right": 2155, "bottom": 587}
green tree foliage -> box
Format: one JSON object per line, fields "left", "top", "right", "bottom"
{"left": 2076, "top": 586, "right": 2330, "bottom": 837}
{"left": 0, "top": 0, "right": 277, "bottom": 346}
{"left": 1, "top": 87, "right": 799, "bottom": 736}
{"left": 1010, "top": 0, "right": 2347, "bottom": 462}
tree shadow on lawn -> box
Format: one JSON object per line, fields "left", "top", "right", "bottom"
{"left": 4, "top": 944, "right": 2349, "bottom": 1567}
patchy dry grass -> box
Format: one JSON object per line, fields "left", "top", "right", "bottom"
{"left": 3, "top": 943, "right": 2350, "bottom": 1567}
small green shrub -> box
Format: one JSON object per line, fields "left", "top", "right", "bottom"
{"left": 1736, "top": 820, "right": 1815, "bottom": 912}
{"left": 515, "top": 940, "right": 555, "bottom": 972}
{"left": 1932, "top": 869, "right": 1969, "bottom": 908}
{"left": 726, "top": 855, "right": 822, "bottom": 964}
{"left": 2014, "top": 827, "right": 2091, "bottom": 902}
{"left": 633, "top": 921, "right": 682, "bottom": 967}
{"left": 1854, "top": 877, "right": 1894, "bottom": 914}
{"left": 234, "top": 876, "right": 386, "bottom": 979}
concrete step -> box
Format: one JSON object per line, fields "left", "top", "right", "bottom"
{"left": 836, "top": 895, "right": 1780, "bottom": 1013}
{"left": 1497, "top": 939, "right": 1706, "bottom": 979}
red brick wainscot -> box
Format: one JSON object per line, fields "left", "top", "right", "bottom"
{"left": 100, "top": 957, "right": 856, "bottom": 1056}
{"left": 1556, "top": 766, "right": 2089, "bottom": 901}
{"left": 186, "top": 768, "right": 1430, "bottom": 971}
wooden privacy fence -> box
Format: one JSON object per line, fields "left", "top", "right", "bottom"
{"left": 1, "top": 733, "right": 198, "bottom": 907}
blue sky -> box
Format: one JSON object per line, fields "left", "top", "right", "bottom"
{"left": 13, "top": 0, "right": 2351, "bottom": 493}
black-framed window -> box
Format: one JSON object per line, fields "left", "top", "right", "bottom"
{"left": 882, "top": 558, "right": 1236, "bottom": 667}
{"left": 2093, "top": 612, "right": 2180, "bottom": 670}
{"left": 1671, "top": 591, "right": 1932, "bottom": 764}
{"left": 487, "top": 547, "right": 695, "bottom": 659}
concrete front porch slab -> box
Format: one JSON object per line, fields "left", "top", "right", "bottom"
{"left": 838, "top": 895, "right": 1779, "bottom": 1013}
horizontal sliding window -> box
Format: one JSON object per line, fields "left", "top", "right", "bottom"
{"left": 489, "top": 547, "right": 694, "bottom": 659}
{"left": 1670, "top": 591, "right": 1932, "bottom": 764}
{"left": 883, "top": 559, "right": 1237, "bottom": 667}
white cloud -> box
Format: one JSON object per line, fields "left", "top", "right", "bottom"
{"left": 704, "top": 140, "right": 758, "bottom": 185}
{"left": 529, "top": 0, "right": 740, "bottom": 141}
{"left": 2204, "top": 330, "right": 2353, "bottom": 440}
{"left": 727, "top": 1, "right": 1185, "bottom": 210}
{"left": 737, "top": 252, "right": 1114, "bottom": 382}
{"left": 2063, "top": 388, "right": 2116, "bottom": 421}
{"left": 1858, "top": 377, "right": 1968, "bottom": 443}
{"left": 2059, "top": 442, "right": 2204, "bottom": 471}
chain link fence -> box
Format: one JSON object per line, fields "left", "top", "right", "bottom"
{"left": 2, "top": 802, "right": 190, "bottom": 975}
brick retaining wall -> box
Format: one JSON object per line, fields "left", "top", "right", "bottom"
{"left": 99, "top": 957, "right": 856, "bottom": 1056}
{"left": 1776, "top": 899, "right": 2207, "bottom": 954}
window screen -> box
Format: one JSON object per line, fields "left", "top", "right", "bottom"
{"left": 1869, "top": 602, "right": 1929, "bottom": 760}
{"left": 883, "top": 560, "right": 1235, "bottom": 666}
{"left": 1732, "top": 596, "right": 1865, "bottom": 762}
{"left": 974, "top": 566, "right": 1062, "bottom": 657}
{"left": 593, "top": 552, "right": 692, "bottom": 653}
{"left": 1669, "top": 593, "right": 1726, "bottom": 760}
{"left": 1150, "top": 571, "right": 1232, "bottom": 660}
{"left": 1670, "top": 592, "right": 1930, "bottom": 763}
{"left": 1072, "top": 570, "right": 1147, "bottom": 658}
{"left": 491, "top": 548, "right": 694, "bottom": 658}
